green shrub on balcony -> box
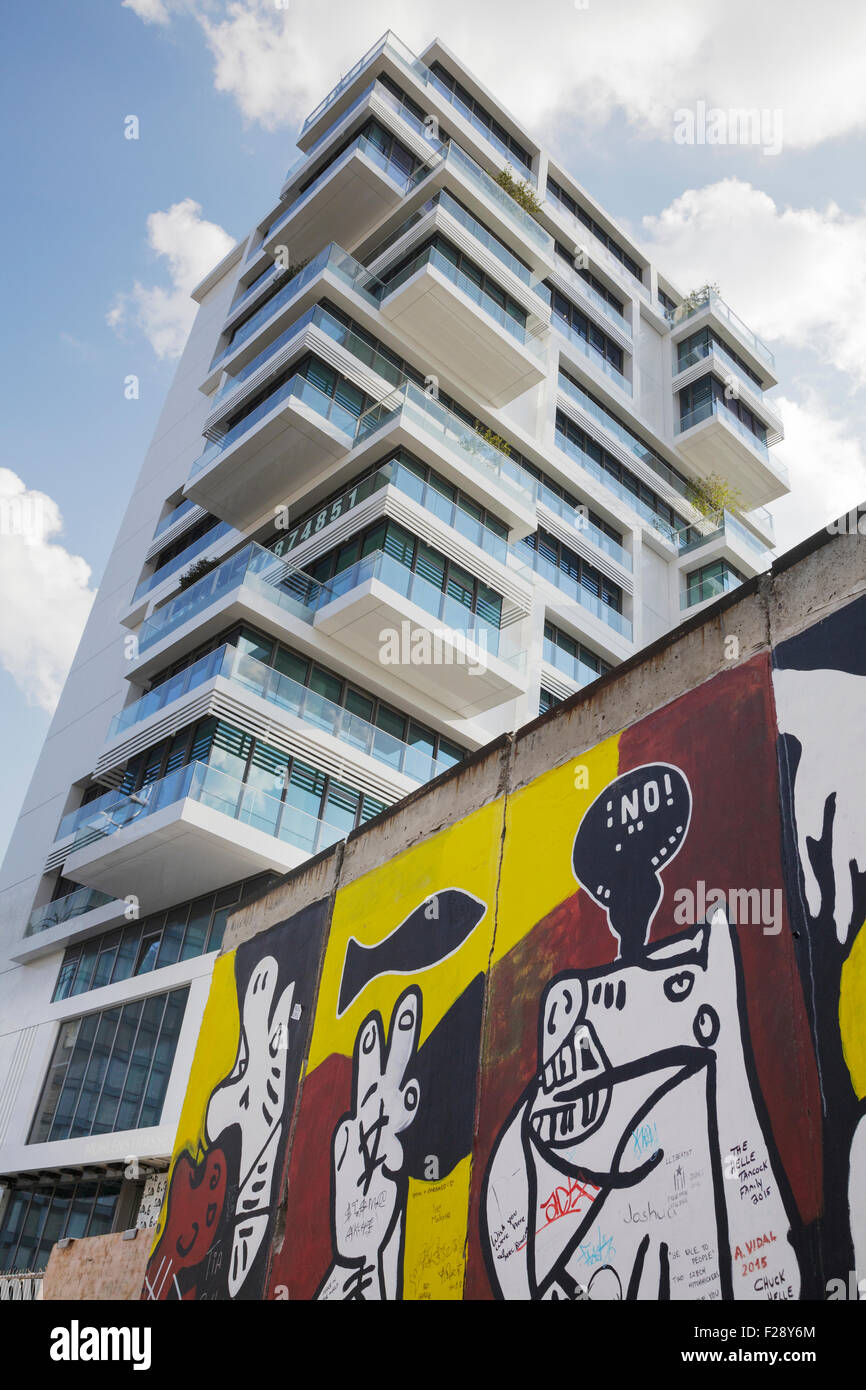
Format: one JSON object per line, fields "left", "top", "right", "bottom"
{"left": 177, "top": 556, "right": 220, "bottom": 592}
{"left": 494, "top": 166, "right": 543, "bottom": 220}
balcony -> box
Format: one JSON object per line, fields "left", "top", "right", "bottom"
{"left": 377, "top": 244, "right": 547, "bottom": 406}
{"left": 535, "top": 482, "right": 632, "bottom": 572}
{"left": 552, "top": 313, "right": 632, "bottom": 397}
{"left": 681, "top": 568, "right": 744, "bottom": 612}
{"left": 543, "top": 193, "right": 650, "bottom": 304}
{"left": 675, "top": 397, "right": 789, "bottom": 508}
{"left": 98, "top": 642, "right": 460, "bottom": 794}
{"left": 675, "top": 509, "right": 772, "bottom": 575}
{"left": 673, "top": 341, "right": 783, "bottom": 442}
{"left": 516, "top": 546, "right": 633, "bottom": 642}
{"left": 12, "top": 888, "right": 127, "bottom": 965}
{"left": 60, "top": 762, "right": 352, "bottom": 912}
{"left": 437, "top": 142, "right": 552, "bottom": 271}
{"left": 353, "top": 382, "right": 538, "bottom": 537}
{"left": 185, "top": 372, "right": 356, "bottom": 529}
{"left": 554, "top": 428, "right": 682, "bottom": 550}
{"left": 132, "top": 521, "right": 235, "bottom": 605}
{"left": 259, "top": 131, "right": 432, "bottom": 265}
{"left": 670, "top": 290, "right": 777, "bottom": 385}
{"left": 542, "top": 637, "right": 606, "bottom": 690}
{"left": 312, "top": 549, "right": 528, "bottom": 714}
{"left": 209, "top": 243, "right": 383, "bottom": 380}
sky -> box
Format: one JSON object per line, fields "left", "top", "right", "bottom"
{"left": 1, "top": 0, "right": 865, "bottom": 863}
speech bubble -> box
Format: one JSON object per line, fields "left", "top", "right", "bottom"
{"left": 572, "top": 763, "right": 692, "bottom": 961}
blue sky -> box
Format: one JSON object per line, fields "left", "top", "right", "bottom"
{"left": 1, "top": 0, "right": 865, "bottom": 864}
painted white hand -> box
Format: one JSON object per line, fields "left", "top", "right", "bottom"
{"left": 331, "top": 988, "right": 422, "bottom": 1274}
{"left": 773, "top": 667, "right": 866, "bottom": 943}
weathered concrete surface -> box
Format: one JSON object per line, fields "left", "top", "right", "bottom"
{"left": 43, "top": 1230, "right": 151, "bottom": 1301}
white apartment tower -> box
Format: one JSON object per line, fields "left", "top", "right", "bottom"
{"left": 0, "top": 33, "right": 788, "bottom": 1278}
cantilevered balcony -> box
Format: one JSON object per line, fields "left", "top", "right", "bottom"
{"left": 542, "top": 636, "right": 607, "bottom": 691}
{"left": 515, "top": 545, "right": 633, "bottom": 647}
{"left": 675, "top": 397, "right": 789, "bottom": 508}
{"left": 185, "top": 371, "right": 356, "bottom": 529}
{"left": 312, "top": 549, "right": 528, "bottom": 715}
{"left": 669, "top": 290, "right": 777, "bottom": 387}
{"left": 11, "top": 887, "right": 128, "bottom": 964}
{"left": 60, "top": 763, "right": 353, "bottom": 912}
{"left": 95, "top": 643, "right": 461, "bottom": 798}
{"left": 377, "top": 244, "right": 547, "bottom": 406}
{"left": 675, "top": 509, "right": 772, "bottom": 576}
{"left": 352, "top": 382, "right": 538, "bottom": 538}
{"left": 672, "top": 341, "right": 783, "bottom": 444}
{"left": 258, "top": 131, "right": 431, "bottom": 266}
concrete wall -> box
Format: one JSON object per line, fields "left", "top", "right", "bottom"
{"left": 139, "top": 520, "right": 866, "bottom": 1300}
{"left": 44, "top": 1230, "right": 152, "bottom": 1301}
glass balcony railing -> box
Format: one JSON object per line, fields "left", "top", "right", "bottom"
{"left": 677, "top": 397, "right": 771, "bottom": 462}
{"left": 535, "top": 482, "right": 632, "bottom": 571}
{"left": 551, "top": 313, "right": 632, "bottom": 394}
{"left": 269, "top": 456, "right": 509, "bottom": 566}
{"left": 300, "top": 33, "right": 538, "bottom": 186}
{"left": 315, "top": 548, "right": 524, "bottom": 669}
{"left": 675, "top": 510, "right": 772, "bottom": 563}
{"left": 518, "top": 546, "right": 632, "bottom": 640}
{"left": 211, "top": 243, "right": 383, "bottom": 372}
{"left": 68, "top": 760, "right": 352, "bottom": 861}
{"left": 355, "top": 382, "right": 537, "bottom": 512}
{"left": 557, "top": 371, "right": 692, "bottom": 503}
{"left": 291, "top": 79, "right": 441, "bottom": 179}
{"left": 25, "top": 886, "right": 117, "bottom": 938}
{"left": 675, "top": 338, "right": 771, "bottom": 400}
{"left": 673, "top": 291, "right": 775, "bottom": 370}
{"left": 380, "top": 245, "right": 545, "bottom": 356}
{"left": 108, "top": 643, "right": 457, "bottom": 786}
{"left": 555, "top": 260, "right": 631, "bottom": 337}
{"left": 108, "top": 646, "right": 227, "bottom": 740}
{"left": 137, "top": 543, "right": 318, "bottom": 654}
{"left": 442, "top": 141, "right": 551, "bottom": 253}
{"left": 192, "top": 372, "right": 357, "bottom": 480}
{"left": 554, "top": 427, "right": 680, "bottom": 548}
{"left": 212, "top": 303, "right": 405, "bottom": 408}
{"left": 681, "top": 570, "right": 744, "bottom": 610}
{"left": 542, "top": 637, "right": 605, "bottom": 688}
{"left": 152, "top": 497, "right": 199, "bottom": 542}
{"left": 544, "top": 194, "right": 650, "bottom": 302}
{"left": 435, "top": 191, "right": 549, "bottom": 300}
{"left": 132, "top": 522, "right": 234, "bottom": 603}
{"left": 264, "top": 132, "right": 434, "bottom": 244}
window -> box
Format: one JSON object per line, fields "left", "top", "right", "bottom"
{"left": 381, "top": 234, "right": 528, "bottom": 332}
{"left": 0, "top": 1179, "right": 122, "bottom": 1273}
{"left": 678, "top": 375, "right": 768, "bottom": 443}
{"left": 428, "top": 62, "right": 533, "bottom": 175}
{"left": 29, "top": 988, "right": 189, "bottom": 1144}
{"left": 522, "top": 529, "right": 623, "bottom": 614}
{"left": 548, "top": 287, "right": 624, "bottom": 374}
{"left": 554, "top": 242, "right": 625, "bottom": 316}
{"left": 539, "top": 688, "right": 562, "bottom": 716}
{"left": 543, "top": 621, "right": 613, "bottom": 680}
{"left": 685, "top": 560, "right": 745, "bottom": 606}
{"left": 547, "top": 177, "right": 643, "bottom": 283}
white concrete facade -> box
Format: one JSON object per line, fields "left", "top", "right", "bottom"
{"left": 0, "top": 32, "right": 788, "bottom": 1269}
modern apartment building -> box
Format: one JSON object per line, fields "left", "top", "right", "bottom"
{"left": 0, "top": 32, "right": 788, "bottom": 1280}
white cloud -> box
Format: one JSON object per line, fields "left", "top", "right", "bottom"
{"left": 640, "top": 180, "right": 866, "bottom": 386}
{"left": 108, "top": 198, "right": 235, "bottom": 359}
{"left": 765, "top": 393, "right": 866, "bottom": 552}
{"left": 123, "top": 0, "right": 866, "bottom": 150}
{"left": 122, "top": 0, "right": 171, "bottom": 24}
{"left": 0, "top": 471, "right": 96, "bottom": 714}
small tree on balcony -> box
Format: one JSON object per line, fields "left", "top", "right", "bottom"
{"left": 680, "top": 281, "right": 720, "bottom": 315}
{"left": 494, "top": 166, "right": 543, "bottom": 220}
{"left": 177, "top": 556, "right": 220, "bottom": 591}
{"left": 686, "top": 473, "right": 744, "bottom": 523}
{"left": 472, "top": 422, "right": 512, "bottom": 457}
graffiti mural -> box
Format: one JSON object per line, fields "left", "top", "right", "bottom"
{"left": 145, "top": 581, "right": 866, "bottom": 1300}
{"left": 142, "top": 904, "right": 326, "bottom": 1299}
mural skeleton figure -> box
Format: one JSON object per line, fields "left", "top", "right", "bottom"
{"left": 481, "top": 765, "right": 802, "bottom": 1300}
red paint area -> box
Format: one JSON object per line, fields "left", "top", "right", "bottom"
{"left": 142, "top": 1145, "right": 227, "bottom": 1300}
{"left": 266, "top": 1051, "right": 352, "bottom": 1300}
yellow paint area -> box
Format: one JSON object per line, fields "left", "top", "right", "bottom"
{"left": 840, "top": 920, "right": 866, "bottom": 1099}
{"left": 148, "top": 950, "right": 241, "bottom": 1254}
{"left": 494, "top": 732, "right": 621, "bottom": 963}
{"left": 402, "top": 1155, "right": 473, "bottom": 1300}
{"left": 306, "top": 797, "right": 505, "bottom": 1073}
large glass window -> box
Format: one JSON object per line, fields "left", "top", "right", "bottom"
{"left": 522, "top": 530, "right": 623, "bottom": 614}
{"left": 427, "top": 62, "right": 533, "bottom": 175}
{"left": 684, "top": 559, "right": 746, "bottom": 606}
{"left": 547, "top": 177, "right": 643, "bottom": 283}
{"left": 29, "top": 988, "right": 189, "bottom": 1144}
{"left": 549, "top": 287, "right": 624, "bottom": 374}
{"left": 0, "top": 1179, "right": 121, "bottom": 1273}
